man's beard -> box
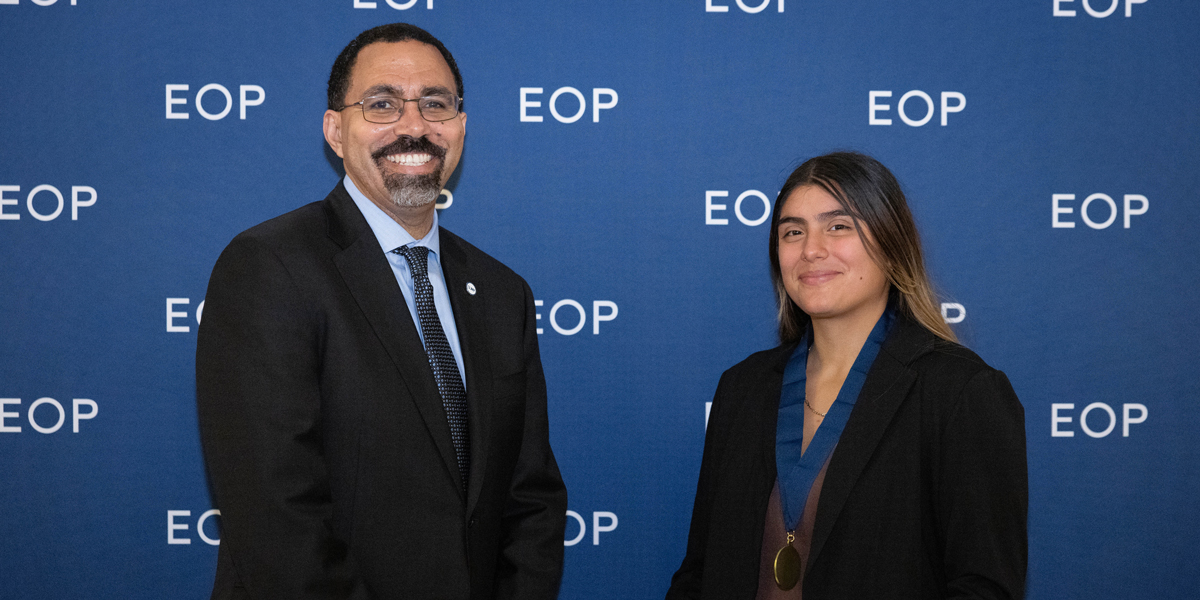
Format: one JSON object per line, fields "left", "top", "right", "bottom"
{"left": 383, "top": 171, "right": 443, "bottom": 208}
{"left": 371, "top": 135, "right": 448, "bottom": 208}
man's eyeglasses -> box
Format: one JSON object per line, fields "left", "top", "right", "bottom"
{"left": 339, "top": 93, "right": 462, "bottom": 124}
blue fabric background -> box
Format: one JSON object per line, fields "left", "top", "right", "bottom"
{"left": 1, "top": 1, "right": 1196, "bottom": 598}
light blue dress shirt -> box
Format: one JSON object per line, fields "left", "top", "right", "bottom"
{"left": 344, "top": 175, "right": 466, "bottom": 385}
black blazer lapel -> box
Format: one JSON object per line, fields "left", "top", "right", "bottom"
{"left": 438, "top": 230, "right": 494, "bottom": 515}
{"left": 706, "top": 345, "right": 792, "bottom": 600}
{"left": 324, "top": 185, "right": 464, "bottom": 499}
{"left": 807, "top": 316, "right": 930, "bottom": 568}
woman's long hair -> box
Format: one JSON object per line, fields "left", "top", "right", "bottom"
{"left": 768, "top": 152, "right": 956, "bottom": 344}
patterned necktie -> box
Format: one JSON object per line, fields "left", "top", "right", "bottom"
{"left": 394, "top": 244, "right": 470, "bottom": 490}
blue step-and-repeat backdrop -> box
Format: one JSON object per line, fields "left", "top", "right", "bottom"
{"left": 2, "top": 1, "right": 1197, "bottom": 598}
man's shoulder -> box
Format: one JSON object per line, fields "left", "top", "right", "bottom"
{"left": 224, "top": 184, "right": 350, "bottom": 255}
{"left": 438, "top": 226, "right": 526, "bottom": 286}
{"left": 238, "top": 202, "right": 324, "bottom": 239}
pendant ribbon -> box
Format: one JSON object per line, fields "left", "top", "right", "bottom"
{"left": 775, "top": 310, "right": 893, "bottom": 535}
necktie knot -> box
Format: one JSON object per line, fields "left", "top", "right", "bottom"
{"left": 394, "top": 244, "right": 430, "bottom": 277}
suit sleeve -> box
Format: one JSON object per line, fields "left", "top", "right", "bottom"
{"left": 196, "top": 236, "right": 370, "bottom": 600}
{"left": 665, "top": 369, "right": 733, "bottom": 600}
{"left": 938, "top": 368, "right": 1028, "bottom": 600}
{"left": 492, "top": 279, "right": 568, "bottom": 600}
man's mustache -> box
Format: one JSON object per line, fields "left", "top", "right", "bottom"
{"left": 371, "top": 136, "right": 447, "bottom": 161}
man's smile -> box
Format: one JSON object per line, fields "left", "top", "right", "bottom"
{"left": 386, "top": 152, "right": 434, "bottom": 167}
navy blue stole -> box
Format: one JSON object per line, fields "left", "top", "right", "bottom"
{"left": 775, "top": 309, "right": 893, "bottom": 531}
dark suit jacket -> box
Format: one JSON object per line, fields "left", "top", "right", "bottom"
{"left": 196, "top": 182, "right": 567, "bottom": 600}
{"left": 666, "top": 314, "right": 1027, "bottom": 600}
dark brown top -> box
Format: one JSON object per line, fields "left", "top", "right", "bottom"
{"left": 756, "top": 459, "right": 830, "bottom": 600}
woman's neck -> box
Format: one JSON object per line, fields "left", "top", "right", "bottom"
{"left": 807, "top": 303, "right": 887, "bottom": 376}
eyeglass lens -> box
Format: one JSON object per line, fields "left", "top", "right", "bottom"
{"left": 361, "top": 95, "right": 458, "bottom": 123}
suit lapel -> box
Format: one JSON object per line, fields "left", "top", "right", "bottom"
{"left": 438, "top": 230, "right": 494, "bottom": 515}
{"left": 806, "top": 316, "right": 930, "bottom": 568}
{"left": 324, "top": 185, "right": 463, "bottom": 498}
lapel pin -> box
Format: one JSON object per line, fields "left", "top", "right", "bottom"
{"left": 466, "top": 282, "right": 476, "bottom": 295}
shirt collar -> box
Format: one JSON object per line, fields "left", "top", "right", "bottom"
{"left": 344, "top": 174, "right": 441, "bottom": 255}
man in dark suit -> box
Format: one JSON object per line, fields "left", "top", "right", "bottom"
{"left": 196, "top": 23, "right": 567, "bottom": 600}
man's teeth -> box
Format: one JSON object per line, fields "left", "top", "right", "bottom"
{"left": 386, "top": 153, "right": 432, "bottom": 166}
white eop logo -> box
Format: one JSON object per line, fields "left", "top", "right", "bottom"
{"left": 706, "top": 0, "right": 784, "bottom": 13}
{"left": 353, "top": 0, "right": 432, "bottom": 8}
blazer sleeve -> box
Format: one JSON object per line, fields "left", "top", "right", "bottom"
{"left": 665, "top": 369, "right": 734, "bottom": 600}
{"left": 196, "top": 235, "right": 370, "bottom": 600}
{"left": 937, "top": 367, "right": 1028, "bottom": 600}
{"left": 492, "top": 279, "right": 568, "bottom": 600}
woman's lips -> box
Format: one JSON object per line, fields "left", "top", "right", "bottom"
{"left": 799, "top": 270, "right": 840, "bottom": 285}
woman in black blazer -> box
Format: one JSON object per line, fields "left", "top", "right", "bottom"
{"left": 667, "top": 153, "right": 1027, "bottom": 600}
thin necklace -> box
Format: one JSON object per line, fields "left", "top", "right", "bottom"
{"left": 804, "top": 399, "right": 827, "bottom": 417}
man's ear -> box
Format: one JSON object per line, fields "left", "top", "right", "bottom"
{"left": 323, "top": 110, "right": 345, "bottom": 158}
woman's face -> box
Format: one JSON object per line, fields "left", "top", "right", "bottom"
{"left": 776, "top": 185, "right": 891, "bottom": 324}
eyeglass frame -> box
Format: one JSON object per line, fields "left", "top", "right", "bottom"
{"left": 336, "top": 93, "right": 463, "bottom": 124}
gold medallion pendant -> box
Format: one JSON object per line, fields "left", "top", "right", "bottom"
{"left": 773, "top": 531, "right": 801, "bottom": 591}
